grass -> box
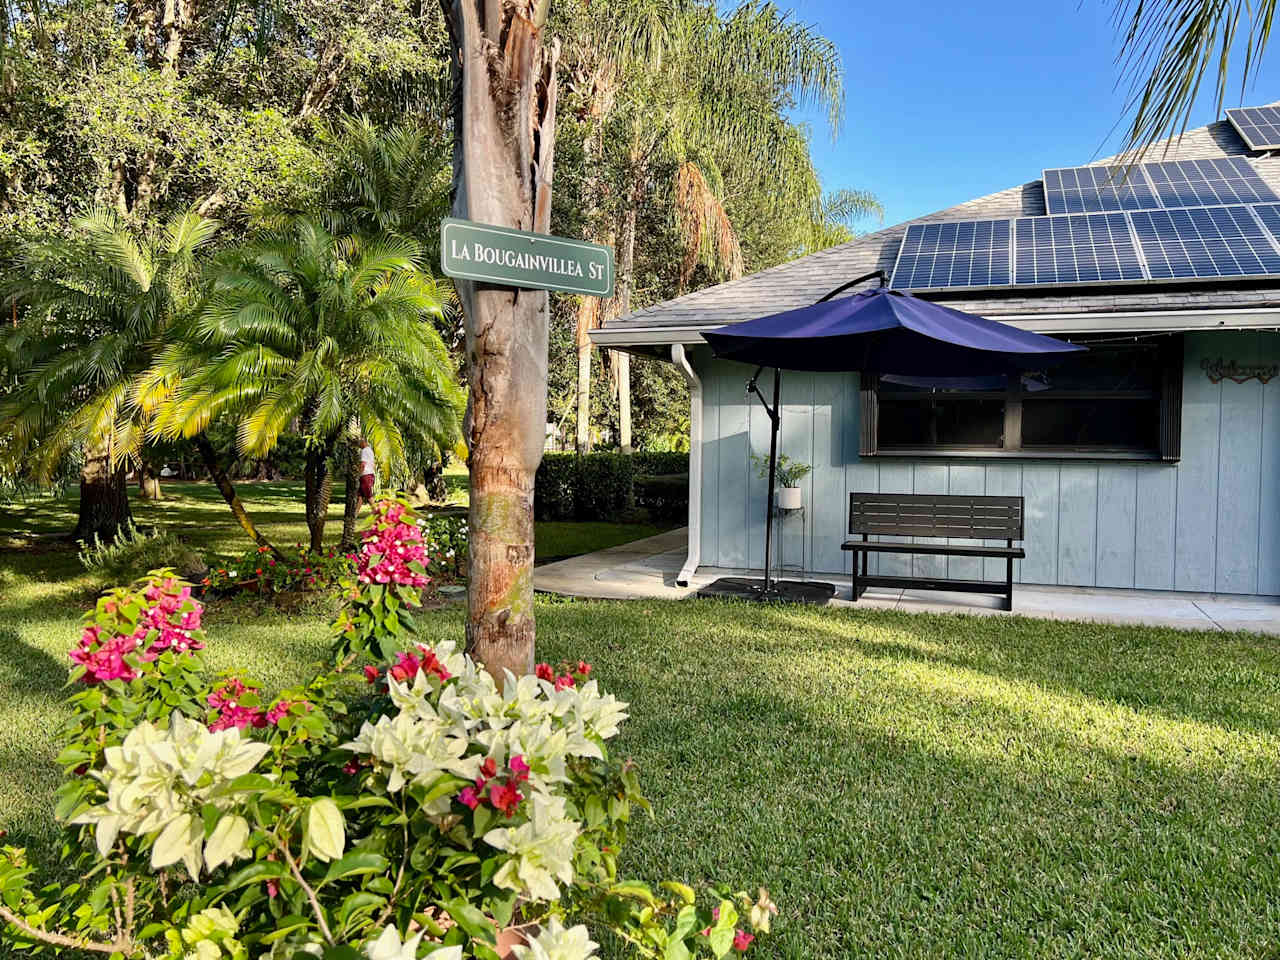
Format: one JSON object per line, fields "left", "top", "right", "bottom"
{"left": 3, "top": 485, "right": 1280, "bottom": 957}
{"left": 0, "top": 480, "right": 672, "bottom": 562}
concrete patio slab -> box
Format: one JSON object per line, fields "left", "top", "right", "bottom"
{"left": 533, "top": 527, "right": 1280, "bottom": 634}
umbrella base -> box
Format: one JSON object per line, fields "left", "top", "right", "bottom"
{"left": 696, "top": 577, "right": 837, "bottom": 606}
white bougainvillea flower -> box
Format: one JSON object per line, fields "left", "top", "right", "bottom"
{"left": 364, "top": 924, "right": 463, "bottom": 960}
{"left": 70, "top": 712, "right": 271, "bottom": 876}
{"left": 511, "top": 918, "right": 599, "bottom": 960}
{"left": 343, "top": 698, "right": 480, "bottom": 804}
{"left": 173, "top": 905, "right": 245, "bottom": 960}
{"left": 483, "top": 793, "right": 580, "bottom": 902}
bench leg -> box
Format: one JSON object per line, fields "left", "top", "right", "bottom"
{"left": 851, "top": 553, "right": 860, "bottom": 602}
{"left": 1004, "top": 553, "right": 1014, "bottom": 612}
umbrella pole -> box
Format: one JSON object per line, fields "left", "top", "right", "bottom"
{"left": 749, "top": 368, "right": 781, "bottom": 592}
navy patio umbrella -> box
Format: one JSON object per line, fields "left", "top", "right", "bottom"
{"left": 699, "top": 271, "right": 1085, "bottom": 601}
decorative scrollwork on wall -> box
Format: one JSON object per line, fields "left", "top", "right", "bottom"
{"left": 1201, "top": 357, "right": 1279, "bottom": 384}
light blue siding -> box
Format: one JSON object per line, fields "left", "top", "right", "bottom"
{"left": 694, "top": 331, "right": 1280, "bottom": 596}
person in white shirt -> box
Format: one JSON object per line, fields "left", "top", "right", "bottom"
{"left": 358, "top": 438, "right": 376, "bottom": 512}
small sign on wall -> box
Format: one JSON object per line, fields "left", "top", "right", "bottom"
{"left": 1201, "top": 357, "right": 1279, "bottom": 384}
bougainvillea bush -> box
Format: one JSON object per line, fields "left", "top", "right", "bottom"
{"left": 204, "top": 544, "right": 357, "bottom": 596}
{"left": 0, "top": 497, "right": 777, "bottom": 959}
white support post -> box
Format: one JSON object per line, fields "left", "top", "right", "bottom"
{"left": 671, "top": 343, "right": 702, "bottom": 586}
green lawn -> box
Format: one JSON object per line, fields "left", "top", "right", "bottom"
{"left": 3, "top": 486, "right": 1280, "bottom": 957}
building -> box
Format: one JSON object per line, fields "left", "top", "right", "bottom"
{"left": 591, "top": 110, "right": 1280, "bottom": 598}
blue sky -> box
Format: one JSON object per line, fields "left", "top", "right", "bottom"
{"left": 783, "top": 0, "right": 1280, "bottom": 228}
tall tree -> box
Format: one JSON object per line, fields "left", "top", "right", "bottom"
{"left": 1111, "top": 0, "right": 1278, "bottom": 155}
{"left": 439, "top": 0, "right": 559, "bottom": 682}
{"left": 561, "top": 0, "right": 853, "bottom": 453}
{"left": 0, "top": 208, "right": 216, "bottom": 540}
{"left": 152, "top": 217, "right": 463, "bottom": 551}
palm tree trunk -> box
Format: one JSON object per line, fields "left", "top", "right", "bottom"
{"left": 575, "top": 297, "right": 596, "bottom": 453}
{"left": 72, "top": 440, "right": 131, "bottom": 543}
{"left": 304, "top": 444, "right": 334, "bottom": 554}
{"left": 442, "top": 0, "right": 558, "bottom": 685}
{"left": 615, "top": 198, "right": 640, "bottom": 453}
{"left": 139, "top": 462, "right": 163, "bottom": 500}
{"left": 341, "top": 440, "right": 360, "bottom": 550}
{"left": 193, "top": 434, "right": 282, "bottom": 558}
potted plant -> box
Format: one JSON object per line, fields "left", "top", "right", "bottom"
{"left": 753, "top": 454, "right": 811, "bottom": 510}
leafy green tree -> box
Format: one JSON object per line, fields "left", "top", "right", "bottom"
{"left": 153, "top": 216, "right": 464, "bottom": 551}
{"left": 0, "top": 208, "right": 217, "bottom": 540}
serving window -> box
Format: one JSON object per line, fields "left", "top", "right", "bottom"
{"left": 860, "top": 335, "right": 1182, "bottom": 460}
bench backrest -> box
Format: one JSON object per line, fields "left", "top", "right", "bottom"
{"left": 848, "top": 492, "right": 1024, "bottom": 541}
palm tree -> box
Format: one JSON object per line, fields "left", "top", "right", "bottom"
{"left": 1111, "top": 0, "right": 1278, "bottom": 156}
{"left": 0, "top": 208, "right": 216, "bottom": 541}
{"left": 152, "top": 216, "right": 464, "bottom": 552}
{"left": 564, "top": 0, "right": 865, "bottom": 452}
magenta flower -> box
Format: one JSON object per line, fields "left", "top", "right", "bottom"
{"left": 458, "top": 786, "right": 481, "bottom": 810}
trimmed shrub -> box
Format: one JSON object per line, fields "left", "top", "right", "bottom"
{"left": 535, "top": 453, "right": 691, "bottom": 522}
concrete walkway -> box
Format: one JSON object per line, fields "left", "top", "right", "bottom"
{"left": 533, "top": 528, "right": 1280, "bottom": 634}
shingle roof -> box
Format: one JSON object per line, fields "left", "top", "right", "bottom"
{"left": 604, "top": 114, "right": 1280, "bottom": 339}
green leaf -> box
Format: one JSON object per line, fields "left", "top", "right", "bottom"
{"left": 337, "top": 890, "right": 384, "bottom": 927}
{"left": 672, "top": 903, "right": 698, "bottom": 940}
{"left": 662, "top": 882, "right": 696, "bottom": 907}
{"left": 319, "top": 851, "right": 389, "bottom": 886}
{"left": 442, "top": 897, "right": 497, "bottom": 945}
{"left": 665, "top": 938, "right": 692, "bottom": 960}
{"left": 609, "top": 881, "right": 658, "bottom": 906}
{"left": 222, "top": 861, "right": 288, "bottom": 892}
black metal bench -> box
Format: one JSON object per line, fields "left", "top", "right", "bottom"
{"left": 841, "top": 493, "right": 1025, "bottom": 611}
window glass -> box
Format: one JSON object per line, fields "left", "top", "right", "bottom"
{"left": 878, "top": 393, "right": 1004, "bottom": 448}
{"left": 1021, "top": 398, "right": 1160, "bottom": 449}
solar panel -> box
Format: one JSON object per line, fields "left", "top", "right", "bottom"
{"left": 1246, "top": 202, "right": 1280, "bottom": 242}
{"left": 1014, "top": 212, "right": 1145, "bottom": 285}
{"left": 1043, "top": 166, "right": 1159, "bottom": 215}
{"left": 1227, "top": 106, "right": 1280, "bottom": 151}
{"left": 1142, "top": 157, "right": 1278, "bottom": 208}
{"left": 1128, "top": 205, "right": 1280, "bottom": 279}
{"left": 890, "top": 219, "right": 1011, "bottom": 290}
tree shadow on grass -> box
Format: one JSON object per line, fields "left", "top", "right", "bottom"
{"left": 611, "top": 650, "right": 1280, "bottom": 958}
{"left": 733, "top": 601, "right": 1280, "bottom": 741}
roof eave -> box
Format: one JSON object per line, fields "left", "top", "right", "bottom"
{"left": 589, "top": 306, "right": 1280, "bottom": 349}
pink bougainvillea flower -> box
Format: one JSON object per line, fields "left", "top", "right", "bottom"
{"left": 458, "top": 786, "right": 481, "bottom": 810}
{"left": 363, "top": 665, "right": 381, "bottom": 685}
{"left": 554, "top": 675, "right": 575, "bottom": 691}
{"left": 343, "top": 760, "right": 360, "bottom": 776}
{"left": 478, "top": 757, "right": 498, "bottom": 781}
{"left": 732, "top": 930, "right": 754, "bottom": 952}
{"left": 489, "top": 781, "right": 523, "bottom": 817}
{"left": 534, "top": 663, "right": 556, "bottom": 682}
{"left": 508, "top": 755, "right": 531, "bottom": 782}
{"left": 576, "top": 661, "right": 592, "bottom": 676}
{"left": 266, "top": 699, "right": 303, "bottom": 725}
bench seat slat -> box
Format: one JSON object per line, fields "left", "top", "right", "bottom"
{"left": 842, "top": 541, "right": 1025, "bottom": 559}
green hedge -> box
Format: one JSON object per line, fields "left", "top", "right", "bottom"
{"left": 535, "top": 452, "right": 688, "bottom": 522}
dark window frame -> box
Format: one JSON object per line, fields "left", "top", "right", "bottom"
{"left": 859, "top": 334, "right": 1183, "bottom": 461}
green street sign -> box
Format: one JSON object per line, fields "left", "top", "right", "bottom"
{"left": 440, "top": 218, "right": 614, "bottom": 297}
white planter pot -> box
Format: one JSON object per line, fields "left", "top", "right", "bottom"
{"left": 777, "top": 486, "right": 802, "bottom": 510}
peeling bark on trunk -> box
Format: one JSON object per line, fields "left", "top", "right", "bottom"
{"left": 72, "top": 442, "right": 131, "bottom": 543}
{"left": 297, "top": 41, "right": 347, "bottom": 118}
{"left": 442, "top": 0, "right": 559, "bottom": 685}
{"left": 194, "top": 433, "right": 282, "bottom": 557}
{"left": 161, "top": 0, "right": 195, "bottom": 73}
